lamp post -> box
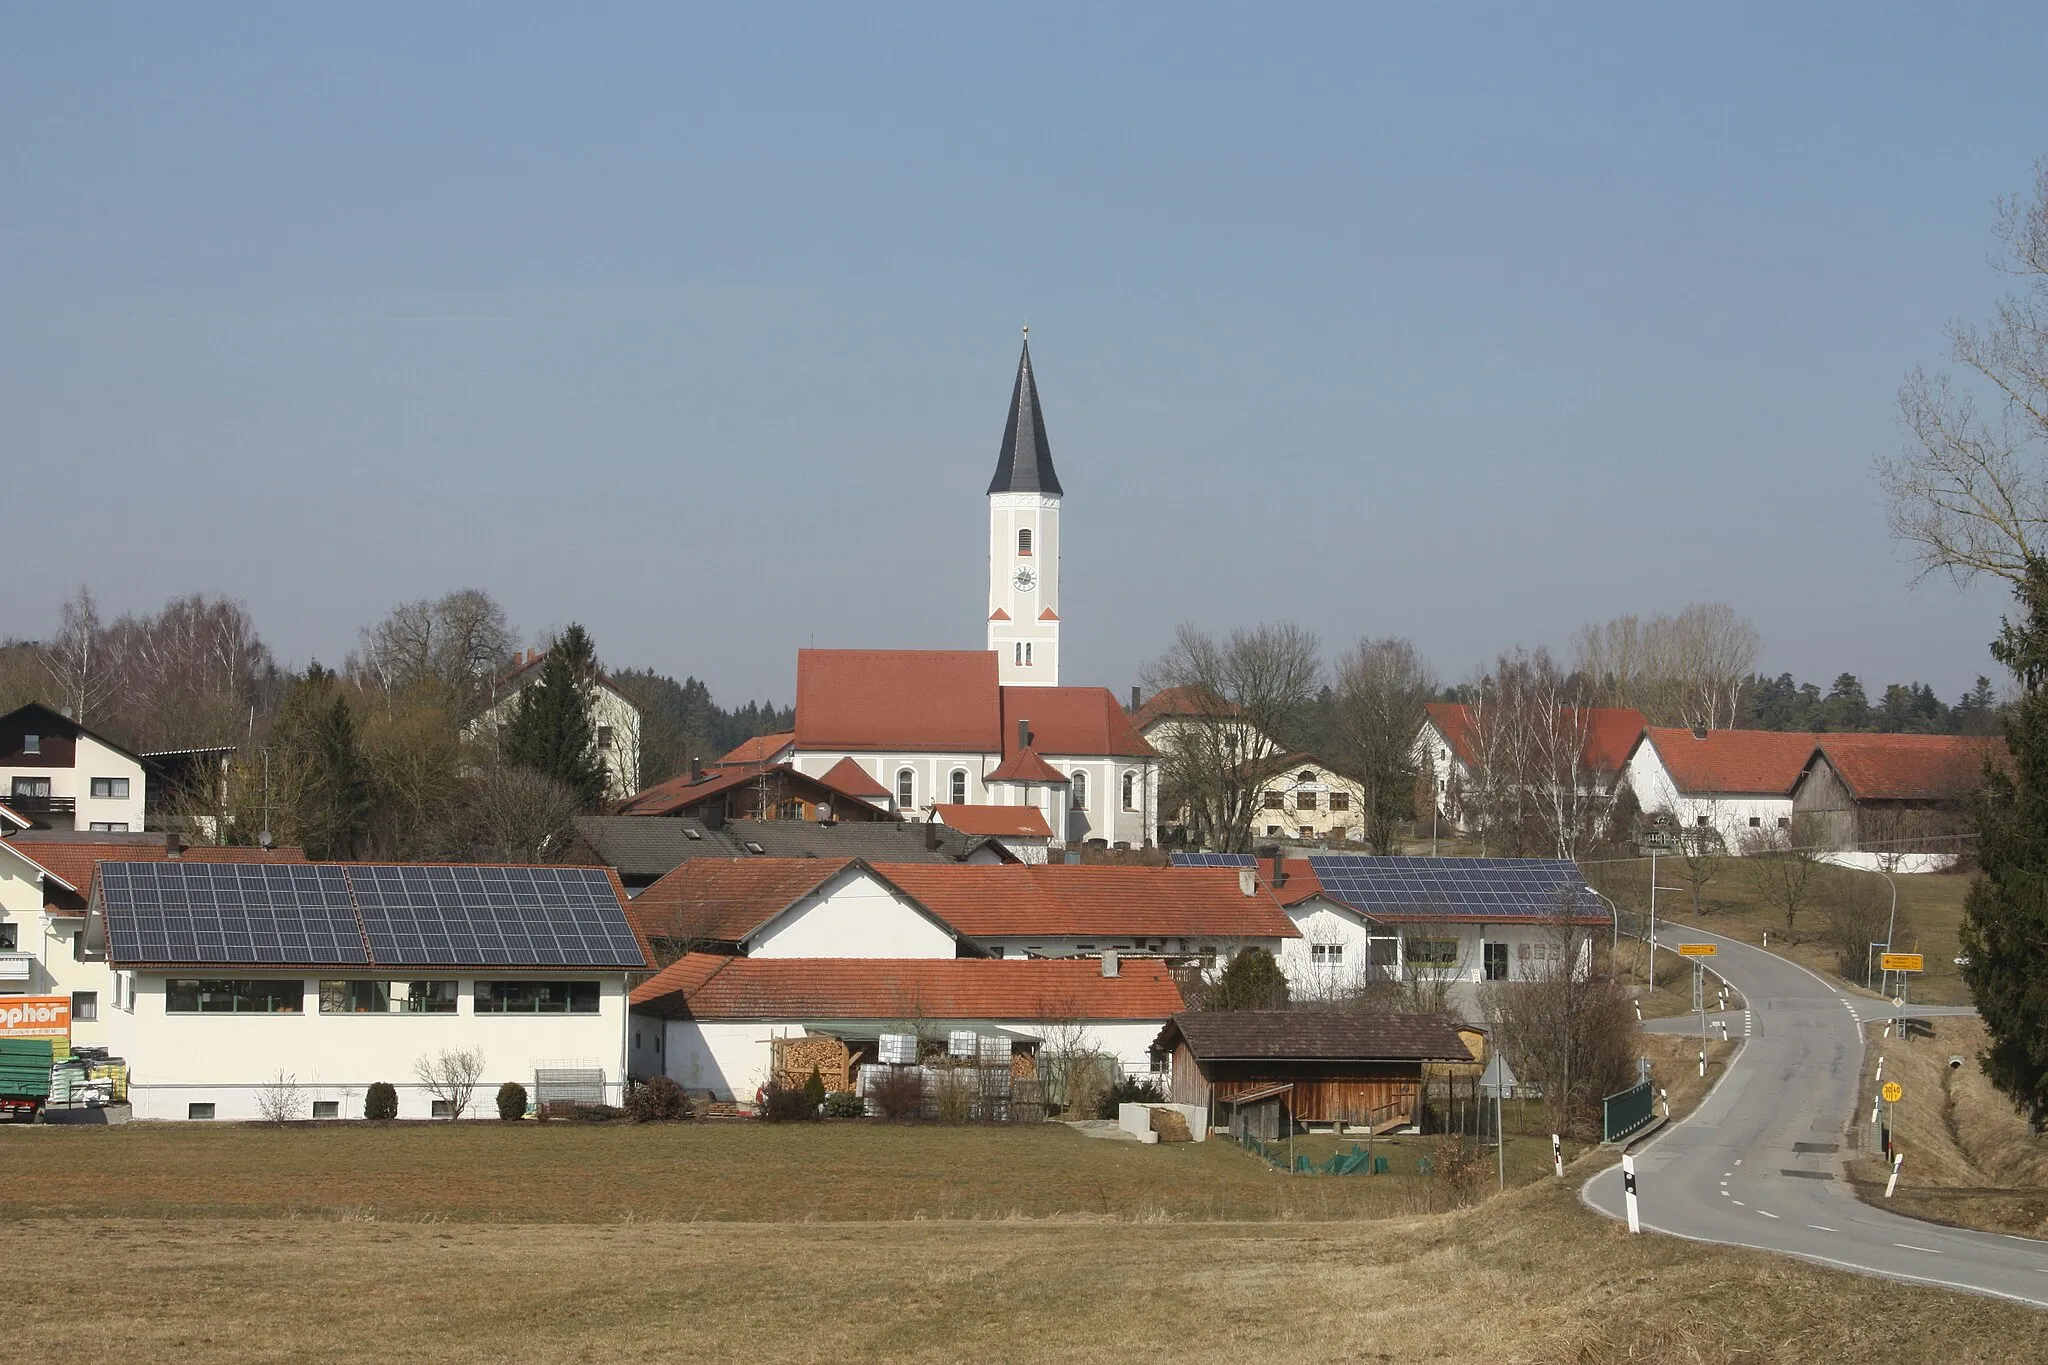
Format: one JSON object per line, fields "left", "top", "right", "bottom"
{"left": 1593, "top": 890, "right": 1622, "bottom": 958}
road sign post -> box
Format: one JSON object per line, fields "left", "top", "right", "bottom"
{"left": 1679, "top": 944, "right": 1716, "bottom": 1077}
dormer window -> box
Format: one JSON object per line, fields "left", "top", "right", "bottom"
{"left": 1017, "top": 528, "right": 1033, "bottom": 556}
{"left": 22, "top": 735, "right": 38, "bottom": 755}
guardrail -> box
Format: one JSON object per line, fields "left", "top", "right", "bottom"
{"left": 1603, "top": 1080, "right": 1655, "bottom": 1143}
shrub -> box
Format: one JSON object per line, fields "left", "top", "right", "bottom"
{"left": 625, "top": 1075, "right": 692, "bottom": 1122}
{"left": 1098, "top": 1075, "right": 1166, "bottom": 1120}
{"left": 364, "top": 1082, "right": 398, "bottom": 1121}
{"left": 569, "top": 1103, "right": 623, "bottom": 1123}
{"left": 803, "top": 1065, "right": 828, "bottom": 1110}
{"left": 868, "top": 1067, "right": 925, "bottom": 1121}
{"left": 821, "top": 1089, "right": 867, "bottom": 1119}
{"left": 495, "top": 1081, "right": 528, "bottom": 1121}
{"left": 758, "top": 1083, "right": 814, "bottom": 1123}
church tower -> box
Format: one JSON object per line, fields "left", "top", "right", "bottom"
{"left": 987, "top": 332, "right": 1062, "bottom": 686}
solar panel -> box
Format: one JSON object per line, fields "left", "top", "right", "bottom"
{"left": 1169, "top": 852, "right": 1257, "bottom": 868}
{"left": 1303, "top": 855, "right": 1597, "bottom": 920}
{"left": 98, "top": 862, "right": 366, "bottom": 966}
{"left": 346, "top": 865, "right": 644, "bottom": 969}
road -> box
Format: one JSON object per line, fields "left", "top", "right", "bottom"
{"left": 1581, "top": 924, "right": 2048, "bottom": 1308}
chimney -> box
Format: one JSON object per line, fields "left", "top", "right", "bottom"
{"left": 1238, "top": 866, "right": 1257, "bottom": 897}
{"left": 165, "top": 829, "right": 183, "bottom": 859}
{"left": 1271, "top": 852, "right": 1286, "bottom": 890}
{"left": 1130, "top": 685, "right": 1141, "bottom": 712}
{"left": 925, "top": 816, "right": 940, "bottom": 851}
{"left": 690, "top": 756, "right": 703, "bottom": 782}
{"left": 1690, "top": 724, "right": 1708, "bottom": 741}
{"left": 1100, "top": 948, "right": 1119, "bottom": 978}
{"left": 1017, "top": 718, "right": 1031, "bottom": 751}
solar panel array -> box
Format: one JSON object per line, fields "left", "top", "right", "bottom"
{"left": 96, "top": 862, "right": 645, "bottom": 969}
{"left": 1304, "top": 856, "right": 1597, "bottom": 919}
{"left": 1169, "top": 852, "right": 1257, "bottom": 868}
{"left": 99, "top": 863, "right": 366, "bottom": 967}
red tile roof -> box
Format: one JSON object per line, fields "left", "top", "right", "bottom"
{"left": 1131, "top": 685, "right": 1240, "bottom": 733}
{"left": 988, "top": 608, "right": 1011, "bottom": 622}
{"left": 615, "top": 763, "right": 773, "bottom": 816}
{"left": 986, "top": 747, "right": 1069, "bottom": 784}
{"left": 1641, "top": 727, "right": 1818, "bottom": 796}
{"left": 20, "top": 840, "right": 307, "bottom": 902}
{"left": 1425, "top": 703, "right": 1645, "bottom": 773}
{"left": 626, "top": 858, "right": 858, "bottom": 946}
{"left": 796, "top": 650, "right": 1002, "bottom": 752}
{"left": 817, "top": 756, "right": 891, "bottom": 800}
{"left": 720, "top": 731, "right": 795, "bottom": 766}
{"left": 1811, "top": 734, "right": 2007, "bottom": 801}
{"left": 932, "top": 804, "right": 1054, "bottom": 838}
{"left": 1002, "top": 687, "right": 1154, "bottom": 758}
{"left": 871, "top": 863, "right": 1299, "bottom": 940}
{"left": 1038, "top": 608, "right": 1059, "bottom": 621}
{"left": 632, "top": 952, "right": 1186, "bottom": 1021}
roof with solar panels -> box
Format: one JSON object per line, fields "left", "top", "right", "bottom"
{"left": 1169, "top": 852, "right": 1606, "bottom": 924}
{"left": 91, "top": 861, "right": 648, "bottom": 971}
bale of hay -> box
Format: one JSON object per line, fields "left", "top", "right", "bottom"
{"left": 1149, "top": 1106, "right": 1192, "bottom": 1143}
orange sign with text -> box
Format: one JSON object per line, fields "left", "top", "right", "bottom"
{"left": 0, "top": 996, "right": 71, "bottom": 1038}
{"left": 1880, "top": 953, "right": 1925, "bottom": 973}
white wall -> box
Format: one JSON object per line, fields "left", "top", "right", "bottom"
{"left": 0, "top": 846, "right": 113, "bottom": 1047}
{"left": 0, "top": 734, "right": 146, "bottom": 832}
{"left": 111, "top": 973, "right": 632, "bottom": 1120}
{"left": 471, "top": 680, "right": 642, "bottom": 802}
{"left": 980, "top": 936, "right": 1286, "bottom": 963}
{"left": 792, "top": 748, "right": 1159, "bottom": 849}
{"left": 988, "top": 490, "right": 1061, "bottom": 686}
{"left": 1626, "top": 744, "right": 1792, "bottom": 853}
{"left": 1279, "top": 899, "right": 1399, "bottom": 999}
{"left": 748, "top": 866, "right": 958, "bottom": 958}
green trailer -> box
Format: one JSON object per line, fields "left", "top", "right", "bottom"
{"left": 0, "top": 1037, "right": 58, "bottom": 1121}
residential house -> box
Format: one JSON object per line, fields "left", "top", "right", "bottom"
{"left": 1623, "top": 727, "right": 1819, "bottom": 852}
{"left": 0, "top": 703, "right": 148, "bottom": 833}
{"left": 1249, "top": 755, "right": 1368, "bottom": 845}
{"left": 1415, "top": 702, "right": 1645, "bottom": 835}
{"left": 469, "top": 650, "right": 644, "bottom": 801}
{"left": 1790, "top": 734, "right": 2005, "bottom": 871}
{"left": 613, "top": 755, "right": 901, "bottom": 825}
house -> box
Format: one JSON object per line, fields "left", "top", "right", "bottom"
{"left": 0, "top": 703, "right": 149, "bottom": 833}
{"left": 1131, "top": 686, "right": 1280, "bottom": 846}
{"left": 1623, "top": 727, "right": 1819, "bottom": 852}
{"left": 624, "top": 858, "right": 971, "bottom": 962}
{"left": 931, "top": 804, "right": 1055, "bottom": 862}
{"left": 469, "top": 650, "right": 644, "bottom": 801}
{"left": 628, "top": 953, "right": 1185, "bottom": 1101}
{"left": 613, "top": 755, "right": 901, "bottom": 824}
{"left": 1155, "top": 1011, "right": 1475, "bottom": 1136}
{"left": 1415, "top": 702, "right": 1645, "bottom": 834}
{"left": 0, "top": 830, "right": 306, "bottom": 1049}
{"left": 571, "top": 815, "right": 999, "bottom": 893}
{"left": 1248, "top": 755, "right": 1368, "bottom": 845}
{"left": 91, "top": 860, "right": 646, "bottom": 1119}
{"left": 1790, "top": 734, "right": 2005, "bottom": 871}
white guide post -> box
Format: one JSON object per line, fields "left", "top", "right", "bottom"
{"left": 1552, "top": 1133, "right": 1563, "bottom": 1179}
{"left": 1622, "top": 1154, "right": 1641, "bottom": 1233}
{"left": 1886, "top": 1152, "right": 1904, "bottom": 1198}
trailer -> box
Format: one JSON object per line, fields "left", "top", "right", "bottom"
{"left": 0, "top": 1037, "right": 57, "bottom": 1122}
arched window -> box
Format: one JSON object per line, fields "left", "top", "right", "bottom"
{"left": 1122, "top": 770, "right": 1137, "bottom": 811}
{"left": 1298, "top": 770, "right": 1316, "bottom": 783}
{"left": 1071, "top": 771, "right": 1087, "bottom": 811}
{"left": 896, "top": 768, "right": 915, "bottom": 810}
{"left": 1018, "top": 527, "right": 1033, "bottom": 556}
{"left": 950, "top": 769, "right": 967, "bottom": 805}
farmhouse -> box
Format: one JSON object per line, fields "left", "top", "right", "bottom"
{"left": 1156, "top": 1010, "right": 1474, "bottom": 1135}
{"left": 628, "top": 952, "right": 1184, "bottom": 1100}
{"left": 1622, "top": 726, "right": 1815, "bottom": 852}
{"left": 1790, "top": 733, "right": 2003, "bottom": 871}
{"left": 1415, "top": 702, "right": 1645, "bottom": 835}
{"left": 91, "top": 860, "right": 647, "bottom": 1120}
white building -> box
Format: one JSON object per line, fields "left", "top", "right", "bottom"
{"left": 1, "top": 703, "right": 148, "bottom": 834}
{"left": 1414, "top": 702, "right": 1645, "bottom": 835}
{"left": 987, "top": 333, "right": 1063, "bottom": 687}
{"left": 1622, "top": 727, "right": 1817, "bottom": 853}
{"left": 470, "top": 653, "right": 644, "bottom": 802}
{"left": 92, "top": 860, "right": 646, "bottom": 1120}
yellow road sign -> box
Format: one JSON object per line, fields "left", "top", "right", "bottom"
{"left": 1677, "top": 943, "right": 1717, "bottom": 957}
{"left": 1881, "top": 953, "right": 1925, "bottom": 973}
{"left": 1882, "top": 1081, "right": 1903, "bottom": 1104}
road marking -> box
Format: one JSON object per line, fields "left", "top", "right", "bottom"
{"left": 1758, "top": 1210, "right": 1780, "bottom": 1219}
{"left": 1894, "top": 1243, "right": 1943, "bottom": 1254}
{"left": 1809, "top": 1225, "right": 1838, "bottom": 1232}
{"left": 1734, "top": 1159, "right": 1742, "bottom": 1165}
{"left": 1731, "top": 1200, "right": 1746, "bottom": 1207}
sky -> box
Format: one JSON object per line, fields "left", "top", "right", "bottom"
{"left": 5, "top": 5, "right": 2046, "bottom": 706}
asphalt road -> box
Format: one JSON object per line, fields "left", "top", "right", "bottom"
{"left": 1581, "top": 925, "right": 2048, "bottom": 1309}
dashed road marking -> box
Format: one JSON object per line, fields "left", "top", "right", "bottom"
{"left": 1758, "top": 1210, "right": 1780, "bottom": 1219}
{"left": 1809, "top": 1225, "right": 1838, "bottom": 1232}
{"left": 1732, "top": 1200, "right": 1746, "bottom": 1207}
{"left": 1894, "top": 1243, "right": 1943, "bottom": 1254}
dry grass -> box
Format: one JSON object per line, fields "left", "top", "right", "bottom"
{"left": 1847, "top": 1017, "right": 2048, "bottom": 1236}
{"left": 1586, "top": 859, "right": 1974, "bottom": 1004}
{"left": 2, "top": 1181, "right": 2040, "bottom": 1362}
{"left": 1609, "top": 939, "right": 1745, "bottom": 1019}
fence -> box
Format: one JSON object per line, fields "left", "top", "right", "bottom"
{"left": 1231, "top": 1127, "right": 1397, "bottom": 1175}
{"left": 1602, "top": 1080, "right": 1654, "bottom": 1143}
{"left": 1417, "top": 1074, "right": 1499, "bottom": 1141}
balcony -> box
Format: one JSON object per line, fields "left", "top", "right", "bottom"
{"left": 3, "top": 795, "right": 74, "bottom": 817}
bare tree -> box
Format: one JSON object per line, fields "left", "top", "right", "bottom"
{"left": 351, "top": 589, "right": 517, "bottom": 717}
{"left": 453, "top": 766, "right": 581, "bottom": 863}
{"left": 1462, "top": 649, "right": 1621, "bottom": 858}
{"left": 1483, "top": 893, "right": 1636, "bottom": 1140}
{"left": 413, "top": 1047, "right": 486, "bottom": 1120}
{"left": 254, "top": 1070, "right": 306, "bottom": 1125}
{"left": 1141, "top": 622, "right": 1321, "bottom": 852}
{"left": 39, "top": 586, "right": 124, "bottom": 725}
{"left": 114, "top": 594, "right": 278, "bottom": 748}
{"left": 1738, "top": 817, "right": 1831, "bottom": 933}
{"left": 1879, "top": 161, "right": 2048, "bottom": 585}
{"left": 1331, "top": 637, "right": 1436, "bottom": 854}
{"left": 1571, "top": 604, "right": 1759, "bottom": 730}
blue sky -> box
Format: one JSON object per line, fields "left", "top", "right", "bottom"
{"left": 5, "top": 5, "right": 2044, "bottom": 703}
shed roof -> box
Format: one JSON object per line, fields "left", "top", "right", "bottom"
{"left": 871, "top": 862, "right": 1298, "bottom": 940}
{"left": 933, "top": 804, "right": 1054, "bottom": 839}
{"left": 1807, "top": 734, "right": 2007, "bottom": 801}
{"left": 1638, "top": 727, "right": 1818, "bottom": 797}
{"left": 1154, "top": 1010, "right": 1472, "bottom": 1063}
{"left": 632, "top": 953, "right": 1184, "bottom": 1021}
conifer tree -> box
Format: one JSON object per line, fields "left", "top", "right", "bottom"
{"left": 275, "top": 665, "right": 371, "bottom": 859}
{"left": 501, "top": 624, "right": 606, "bottom": 810}
{"left": 1960, "top": 562, "right": 2048, "bottom": 1131}
{"left": 1204, "top": 947, "right": 1290, "bottom": 1011}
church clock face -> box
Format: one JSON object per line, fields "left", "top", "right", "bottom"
{"left": 1013, "top": 565, "right": 1037, "bottom": 592}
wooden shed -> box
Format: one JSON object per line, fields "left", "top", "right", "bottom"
{"left": 1155, "top": 1011, "right": 1475, "bottom": 1135}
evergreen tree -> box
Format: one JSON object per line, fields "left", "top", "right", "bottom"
{"left": 1961, "top": 563, "right": 2048, "bottom": 1131}
{"left": 298, "top": 681, "right": 371, "bottom": 860}
{"left": 1204, "top": 947, "right": 1290, "bottom": 1011}
{"left": 1818, "top": 673, "right": 1871, "bottom": 732}
{"left": 501, "top": 624, "right": 607, "bottom": 809}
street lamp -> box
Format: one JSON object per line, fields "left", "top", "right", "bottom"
{"left": 1592, "top": 890, "right": 1622, "bottom": 957}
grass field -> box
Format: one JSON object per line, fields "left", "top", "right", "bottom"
{"left": 1848, "top": 1016, "right": 2048, "bottom": 1237}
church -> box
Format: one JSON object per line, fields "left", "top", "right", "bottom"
{"left": 693, "top": 337, "right": 1163, "bottom": 850}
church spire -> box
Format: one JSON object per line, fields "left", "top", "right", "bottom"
{"left": 986, "top": 330, "right": 1063, "bottom": 497}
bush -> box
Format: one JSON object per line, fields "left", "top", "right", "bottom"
{"left": 1098, "top": 1075, "right": 1166, "bottom": 1120}
{"left": 821, "top": 1089, "right": 867, "bottom": 1119}
{"left": 364, "top": 1081, "right": 398, "bottom": 1121}
{"left": 495, "top": 1081, "right": 528, "bottom": 1121}
{"left": 868, "top": 1067, "right": 924, "bottom": 1121}
{"left": 803, "top": 1065, "right": 828, "bottom": 1110}
{"left": 758, "top": 1083, "right": 814, "bottom": 1122}
{"left": 625, "top": 1075, "right": 692, "bottom": 1122}
{"left": 569, "top": 1103, "right": 624, "bottom": 1123}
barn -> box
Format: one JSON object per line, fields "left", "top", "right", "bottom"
{"left": 1156, "top": 1011, "right": 1474, "bottom": 1137}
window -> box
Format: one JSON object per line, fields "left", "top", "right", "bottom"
{"left": 1777, "top": 816, "right": 1790, "bottom": 828}
{"left": 1025, "top": 642, "right": 1033, "bottom": 667}
{"left": 1122, "top": 771, "right": 1137, "bottom": 811}
{"left": 1071, "top": 771, "right": 1087, "bottom": 811}
{"left": 1263, "top": 792, "right": 1284, "bottom": 810}
{"left": 312, "top": 1101, "right": 339, "bottom": 1119}
{"left": 597, "top": 725, "right": 614, "bottom": 751}
{"left": 0, "top": 923, "right": 14, "bottom": 951}
{"left": 654, "top": 1034, "right": 662, "bottom": 1054}
{"left": 1299, "top": 826, "right": 1313, "bottom": 840}
{"left": 1368, "top": 938, "right": 1399, "bottom": 968}
{"left": 1265, "top": 825, "right": 1282, "bottom": 836}
{"left": 317, "top": 979, "right": 457, "bottom": 1014}
{"left": 950, "top": 769, "right": 968, "bottom": 805}
{"left": 475, "top": 981, "right": 600, "bottom": 1014}
{"left": 90, "top": 777, "right": 131, "bottom": 799}
{"left": 1696, "top": 815, "right": 1711, "bottom": 828}
{"left": 187, "top": 1102, "right": 215, "bottom": 1121}
{"left": 71, "top": 931, "right": 83, "bottom": 960}
{"left": 1748, "top": 816, "right": 1761, "bottom": 828}
{"left": 1310, "top": 943, "right": 1344, "bottom": 965}
{"left": 88, "top": 822, "right": 129, "bottom": 832}
{"left": 896, "top": 768, "right": 915, "bottom": 809}
{"left": 22, "top": 735, "right": 38, "bottom": 755}
{"left": 12, "top": 777, "right": 50, "bottom": 800}
{"left": 1017, "top": 528, "right": 1033, "bottom": 556}
{"left": 166, "top": 980, "right": 304, "bottom": 1014}
{"left": 1298, "top": 770, "right": 1316, "bottom": 783}
{"left": 1405, "top": 936, "right": 1460, "bottom": 967}
{"left": 431, "top": 1100, "right": 452, "bottom": 1118}
{"left": 1328, "top": 792, "right": 1350, "bottom": 812}
{"left": 634, "top": 1030, "right": 642, "bottom": 1050}
{"left": 1295, "top": 792, "right": 1317, "bottom": 811}
{"left": 71, "top": 991, "right": 97, "bottom": 1022}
